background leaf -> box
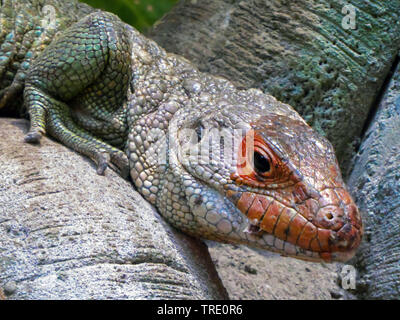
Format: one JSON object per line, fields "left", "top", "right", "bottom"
{"left": 80, "top": 0, "right": 178, "bottom": 32}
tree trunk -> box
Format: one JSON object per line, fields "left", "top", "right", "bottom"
{"left": 348, "top": 62, "right": 400, "bottom": 299}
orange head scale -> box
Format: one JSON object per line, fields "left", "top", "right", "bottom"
{"left": 227, "top": 114, "right": 363, "bottom": 262}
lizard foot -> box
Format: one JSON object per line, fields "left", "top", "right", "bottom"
{"left": 24, "top": 86, "right": 130, "bottom": 179}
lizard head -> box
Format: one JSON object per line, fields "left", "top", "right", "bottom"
{"left": 166, "top": 83, "right": 363, "bottom": 263}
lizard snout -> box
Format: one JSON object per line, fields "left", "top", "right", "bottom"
{"left": 309, "top": 188, "right": 363, "bottom": 262}
{"left": 320, "top": 202, "right": 363, "bottom": 262}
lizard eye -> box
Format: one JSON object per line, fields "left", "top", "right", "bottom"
{"left": 253, "top": 151, "right": 271, "bottom": 175}
{"left": 232, "top": 130, "right": 294, "bottom": 188}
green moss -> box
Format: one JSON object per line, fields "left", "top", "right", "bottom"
{"left": 79, "top": 0, "right": 178, "bottom": 32}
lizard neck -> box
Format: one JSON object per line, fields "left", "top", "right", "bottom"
{"left": 126, "top": 25, "right": 238, "bottom": 128}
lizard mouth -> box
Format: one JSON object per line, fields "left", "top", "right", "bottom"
{"left": 226, "top": 190, "right": 363, "bottom": 262}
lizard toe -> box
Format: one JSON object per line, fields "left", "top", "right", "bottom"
{"left": 95, "top": 150, "right": 110, "bottom": 176}
{"left": 24, "top": 130, "right": 43, "bottom": 144}
{"left": 110, "top": 151, "right": 130, "bottom": 179}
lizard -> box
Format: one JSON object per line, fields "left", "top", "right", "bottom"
{"left": 0, "top": 0, "right": 362, "bottom": 263}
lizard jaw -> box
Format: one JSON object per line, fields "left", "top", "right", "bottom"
{"left": 225, "top": 187, "right": 363, "bottom": 263}
{"left": 184, "top": 173, "right": 362, "bottom": 263}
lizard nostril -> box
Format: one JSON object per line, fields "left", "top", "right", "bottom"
{"left": 314, "top": 205, "right": 344, "bottom": 231}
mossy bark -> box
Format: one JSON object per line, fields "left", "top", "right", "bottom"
{"left": 348, "top": 62, "right": 400, "bottom": 299}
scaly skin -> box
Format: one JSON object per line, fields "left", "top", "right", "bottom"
{"left": 0, "top": 0, "right": 362, "bottom": 262}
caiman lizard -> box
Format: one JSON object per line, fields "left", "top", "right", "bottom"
{"left": 0, "top": 0, "right": 362, "bottom": 263}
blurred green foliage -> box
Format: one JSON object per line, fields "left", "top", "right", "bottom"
{"left": 80, "top": 0, "right": 178, "bottom": 32}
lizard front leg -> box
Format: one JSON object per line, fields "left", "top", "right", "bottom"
{"left": 24, "top": 85, "right": 129, "bottom": 177}
{"left": 23, "top": 12, "right": 131, "bottom": 178}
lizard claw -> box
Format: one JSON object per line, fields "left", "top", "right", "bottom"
{"left": 95, "top": 150, "right": 110, "bottom": 176}
{"left": 24, "top": 130, "right": 43, "bottom": 144}
{"left": 94, "top": 150, "right": 130, "bottom": 179}
{"left": 110, "top": 151, "right": 130, "bottom": 180}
